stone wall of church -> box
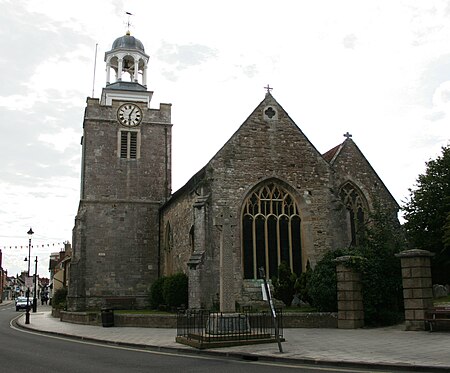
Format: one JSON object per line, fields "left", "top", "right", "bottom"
{"left": 331, "top": 140, "right": 399, "bottom": 217}
{"left": 68, "top": 200, "right": 159, "bottom": 310}
{"left": 160, "top": 183, "right": 218, "bottom": 309}
{"left": 160, "top": 191, "right": 194, "bottom": 276}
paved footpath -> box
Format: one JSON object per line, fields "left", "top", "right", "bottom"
{"left": 5, "top": 302, "right": 450, "bottom": 372}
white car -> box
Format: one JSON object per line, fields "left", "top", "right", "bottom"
{"left": 15, "top": 296, "right": 32, "bottom": 311}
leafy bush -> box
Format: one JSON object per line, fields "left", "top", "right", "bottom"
{"left": 52, "top": 287, "right": 68, "bottom": 309}
{"left": 295, "top": 261, "right": 313, "bottom": 304}
{"left": 162, "top": 273, "right": 188, "bottom": 308}
{"left": 150, "top": 273, "right": 188, "bottom": 310}
{"left": 308, "top": 249, "right": 347, "bottom": 312}
{"left": 149, "top": 277, "right": 166, "bottom": 309}
{"left": 272, "top": 262, "right": 298, "bottom": 306}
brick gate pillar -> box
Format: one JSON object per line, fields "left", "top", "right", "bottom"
{"left": 334, "top": 255, "right": 364, "bottom": 329}
{"left": 395, "top": 249, "right": 434, "bottom": 331}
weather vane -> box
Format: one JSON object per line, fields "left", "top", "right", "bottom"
{"left": 125, "top": 11, "right": 134, "bottom": 34}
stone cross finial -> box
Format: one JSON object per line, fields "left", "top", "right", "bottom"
{"left": 343, "top": 132, "right": 352, "bottom": 139}
{"left": 264, "top": 84, "right": 273, "bottom": 94}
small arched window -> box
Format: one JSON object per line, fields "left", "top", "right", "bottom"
{"left": 242, "top": 182, "right": 302, "bottom": 279}
{"left": 164, "top": 222, "right": 173, "bottom": 275}
{"left": 339, "top": 182, "right": 368, "bottom": 246}
{"left": 189, "top": 225, "right": 195, "bottom": 252}
{"left": 164, "top": 222, "right": 173, "bottom": 252}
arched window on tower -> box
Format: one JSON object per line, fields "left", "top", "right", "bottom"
{"left": 242, "top": 182, "right": 302, "bottom": 279}
{"left": 339, "top": 182, "right": 369, "bottom": 246}
{"left": 164, "top": 222, "right": 173, "bottom": 275}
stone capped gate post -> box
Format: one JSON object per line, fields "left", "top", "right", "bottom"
{"left": 395, "top": 249, "right": 434, "bottom": 331}
{"left": 334, "top": 255, "right": 365, "bottom": 329}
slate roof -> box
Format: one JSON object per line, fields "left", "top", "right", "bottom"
{"left": 322, "top": 143, "right": 342, "bottom": 163}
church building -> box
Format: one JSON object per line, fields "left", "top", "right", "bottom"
{"left": 67, "top": 32, "right": 399, "bottom": 311}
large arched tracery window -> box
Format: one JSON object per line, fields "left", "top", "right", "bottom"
{"left": 242, "top": 182, "right": 302, "bottom": 279}
{"left": 339, "top": 181, "right": 369, "bottom": 246}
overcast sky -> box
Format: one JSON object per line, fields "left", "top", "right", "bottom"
{"left": 1, "top": 0, "right": 449, "bottom": 278}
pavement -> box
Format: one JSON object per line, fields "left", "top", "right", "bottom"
{"left": 2, "top": 300, "right": 450, "bottom": 372}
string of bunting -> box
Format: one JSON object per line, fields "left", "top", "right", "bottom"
{"left": 2, "top": 242, "right": 64, "bottom": 250}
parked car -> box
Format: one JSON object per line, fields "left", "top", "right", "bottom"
{"left": 15, "top": 296, "right": 32, "bottom": 311}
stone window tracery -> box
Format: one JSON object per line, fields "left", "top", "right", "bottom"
{"left": 242, "top": 182, "right": 302, "bottom": 279}
{"left": 263, "top": 106, "right": 278, "bottom": 120}
{"left": 339, "top": 181, "right": 368, "bottom": 246}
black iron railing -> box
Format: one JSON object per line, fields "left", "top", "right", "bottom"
{"left": 176, "top": 308, "right": 283, "bottom": 345}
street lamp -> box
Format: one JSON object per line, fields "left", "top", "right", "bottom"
{"left": 25, "top": 228, "right": 33, "bottom": 324}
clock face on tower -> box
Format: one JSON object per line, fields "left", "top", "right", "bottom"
{"left": 117, "top": 103, "right": 142, "bottom": 127}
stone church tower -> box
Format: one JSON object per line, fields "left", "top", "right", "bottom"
{"left": 68, "top": 32, "right": 172, "bottom": 311}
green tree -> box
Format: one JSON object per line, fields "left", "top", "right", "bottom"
{"left": 357, "top": 202, "right": 405, "bottom": 325}
{"left": 402, "top": 145, "right": 450, "bottom": 284}
{"left": 444, "top": 212, "right": 450, "bottom": 249}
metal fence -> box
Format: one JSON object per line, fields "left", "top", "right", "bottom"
{"left": 176, "top": 308, "right": 283, "bottom": 346}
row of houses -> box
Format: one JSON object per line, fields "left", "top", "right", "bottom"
{"left": 0, "top": 243, "right": 71, "bottom": 305}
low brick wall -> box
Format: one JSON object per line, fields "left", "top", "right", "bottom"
{"left": 114, "top": 314, "right": 177, "bottom": 328}
{"left": 60, "top": 311, "right": 101, "bottom": 325}
{"left": 283, "top": 312, "right": 337, "bottom": 328}
{"left": 56, "top": 310, "right": 337, "bottom": 328}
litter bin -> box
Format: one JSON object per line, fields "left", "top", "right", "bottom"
{"left": 101, "top": 308, "right": 114, "bottom": 327}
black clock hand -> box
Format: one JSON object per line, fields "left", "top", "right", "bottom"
{"left": 128, "top": 107, "right": 136, "bottom": 124}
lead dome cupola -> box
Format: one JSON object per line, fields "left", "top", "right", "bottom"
{"left": 111, "top": 31, "right": 145, "bottom": 52}
{"left": 104, "top": 31, "right": 150, "bottom": 90}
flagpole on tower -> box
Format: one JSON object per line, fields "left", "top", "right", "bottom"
{"left": 91, "top": 43, "right": 98, "bottom": 98}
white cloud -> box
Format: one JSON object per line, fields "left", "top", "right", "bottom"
{"left": 38, "top": 128, "right": 80, "bottom": 153}
{"left": 342, "top": 34, "right": 358, "bottom": 49}
{"left": 0, "top": 94, "right": 35, "bottom": 110}
{"left": 432, "top": 80, "right": 450, "bottom": 107}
